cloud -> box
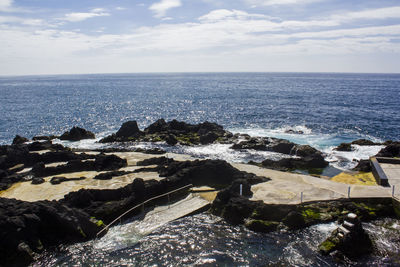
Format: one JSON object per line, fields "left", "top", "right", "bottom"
{"left": 149, "top": 0, "right": 181, "bottom": 18}
{"left": 331, "top": 6, "right": 400, "bottom": 22}
{"left": 61, "top": 8, "right": 110, "bottom": 22}
{"left": 1, "top": 6, "right": 400, "bottom": 74}
{"left": 245, "top": 0, "right": 323, "bottom": 7}
{"left": 0, "top": 0, "right": 12, "bottom": 10}
{"left": 0, "top": 15, "right": 43, "bottom": 25}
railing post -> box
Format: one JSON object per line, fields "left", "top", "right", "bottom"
{"left": 240, "top": 184, "right": 243, "bottom": 196}
{"left": 348, "top": 186, "right": 351, "bottom": 198}
{"left": 301, "top": 192, "right": 303, "bottom": 203}
{"left": 168, "top": 193, "right": 170, "bottom": 209}
{"left": 393, "top": 185, "right": 395, "bottom": 197}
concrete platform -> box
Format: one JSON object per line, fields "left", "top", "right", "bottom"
{"left": 233, "top": 163, "right": 392, "bottom": 204}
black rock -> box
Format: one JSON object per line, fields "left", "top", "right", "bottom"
{"left": 375, "top": 144, "right": 400, "bottom": 158}
{"left": 0, "top": 197, "right": 104, "bottom": 266}
{"left": 116, "top": 121, "right": 142, "bottom": 138}
{"left": 165, "top": 135, "right": 178, "bottom": 146}
{"left": 12, "top": 135, "right": 29, "bottom": 145}
{"left": 60, "top": 127, "right": 95, "bottom": 141}
{"left": 31, "top": 177, "right": 45, "bottom": 185}
{"left": 335, "top": 143, "right": 353, "bottom": 151}
{"left": 353, "top": 160, "right": 371, "bottom": 172}
{"left": 144, "top": 119, "right": 167, "bottom": 134}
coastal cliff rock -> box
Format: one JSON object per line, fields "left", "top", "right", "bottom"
{"left": 60, "top": 126, "right": 95, "bottom": 141}
{"left": 0, "top": 197, "right": 104, "bottom": 266}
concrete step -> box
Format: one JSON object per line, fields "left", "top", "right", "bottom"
{"left": 338, "top": 225, "right": 350, "bottom": 235}
{"left": 343, "top": 221, "right": 355, "bottom": 230}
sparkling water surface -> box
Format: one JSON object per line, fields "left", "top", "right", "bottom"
{"left": 1, "top": 72, "right": 399, "bottom": 145}
{"left": 2, "top": 73, "right": 400, "bottom": 266}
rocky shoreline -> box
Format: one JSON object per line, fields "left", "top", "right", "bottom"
{"left": 1, "top": 119, "right": 399, "bottom": 265}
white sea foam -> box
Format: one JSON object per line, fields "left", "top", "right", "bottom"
{"left": 323, "top": 145, "right": 384, "bottom": 170}
{"left": 170, "top": 143, "right": 292, "bottom": 163}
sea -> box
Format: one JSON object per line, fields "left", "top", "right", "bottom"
{"left": 1, "top": 72, "right": 400, "bottom": 266}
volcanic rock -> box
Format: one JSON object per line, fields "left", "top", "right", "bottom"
{"left": 60, "top": 127, "right": 95, "bottom": 141}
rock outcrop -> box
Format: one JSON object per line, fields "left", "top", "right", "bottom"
{"left": 0, "top": 197, "right": 104, "bottom": 266}
{"left": 60, "top": 127, "right": 95, "bottom": 141}
{"left": 100, "top": 119, "right": 230, "bottom": 145}
{"left": 375, "top": 143, "right": 400, "bottom": 158}
{"left": 12, "top": 135, "right": 29, "bottom": 145}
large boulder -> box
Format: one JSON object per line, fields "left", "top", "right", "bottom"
{"left": 12, "top": 135, "right": 29, "bottom": 145}
{"left": 0, "top": 197, "right": 104, "bottom": 266}
{"left": 144, "top": 119, "right": 167, "bottom": 134}
{"left": 60, "top": 127, "right": 95, "bottom": 141}
{"left": 375, "top": 144, "right": 400, "bottom": 158}
{"left": 116, "top": 121, "right": 142, "bottom": 138}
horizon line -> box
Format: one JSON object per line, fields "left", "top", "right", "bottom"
{"left": 1, "top": 70, "right": 400, "bottom": 78}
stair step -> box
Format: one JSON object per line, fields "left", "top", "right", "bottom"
{"left": 343, "top": 221, "right": 355, "bottom": 230}
{"left": 338, "top": 225, "right": 350, "bottom": 235}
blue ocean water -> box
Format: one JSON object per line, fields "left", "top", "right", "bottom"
{"left": 0, "top": 72, "right": 399, "bottom": 146}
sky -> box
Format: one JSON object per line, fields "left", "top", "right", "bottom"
{"left": 0, "top": 0, "right": 400, "bottom": 75}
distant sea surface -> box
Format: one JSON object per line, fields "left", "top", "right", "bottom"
{"left": 1, "top": 72, "right": 399, "bottom": 168}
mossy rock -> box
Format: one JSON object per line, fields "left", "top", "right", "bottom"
{"left": 245, "top": 220, "right": 279, "bottom": 233}
{"left": 318, "top": 239, "right": 338, "bottom": 255}
{"left": 301, "top": 208, "right": 321, "bottom": 221}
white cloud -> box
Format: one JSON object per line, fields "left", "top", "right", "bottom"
{"left": 0, "top": 0, "right": 12, "bottom": 10}
{"left": 331, "top": 6, "right": 400, "bottom": 22}
{"left": 0, "top": 15, "right": 43, "bottom": 25}
{"left": 245, "top": 0, "right": 323, "bottom": 6}
{"left": 1, "top": 7, "right": 400, "bottom": 75}
{"left": 199, "top": 9, "right": 269, "bottom": 21}
{"left": 61, "top": 8, "right": 110, "bottom": 22}
{"left": 149, "top": 0, "right": 181, "bottom": 18}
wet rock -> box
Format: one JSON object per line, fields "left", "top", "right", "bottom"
{"left": 375, "top": 143, "right": 400, "bottom": 158}
{"left": 318, "top": 213, "right": 373, "bottom": 259}
{"left": 271, "top": 140, "right": 296, "bottom": 154}
{"left": 245, "top": 220, "right": 279, "bottom": 233}
{"left": 284, "top": 129, "right": 304, "bottom": 134}
{"left": 351, "top": 139, "right": 380, "bottom": 146}
{"left": 353, "top": 160, "right": 371, "bottom": 172}
{"left": 60, "top": 127, "right": 95, "bottom": 141}
{"left": 12, "top": 135, "right": 29, "bottom": 145}
{"left": 335, "top": 143, "right": 352, "bottom": 151}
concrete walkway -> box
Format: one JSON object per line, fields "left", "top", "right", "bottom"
{"left": 0, "top": 151, "right": 395, "bottom": 204}
{"left": 233, "top": 163, "right": 393, "bottom": 204}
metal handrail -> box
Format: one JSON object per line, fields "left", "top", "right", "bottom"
{"left": 96, "top": 183, "right": 193, "bottom": 237}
